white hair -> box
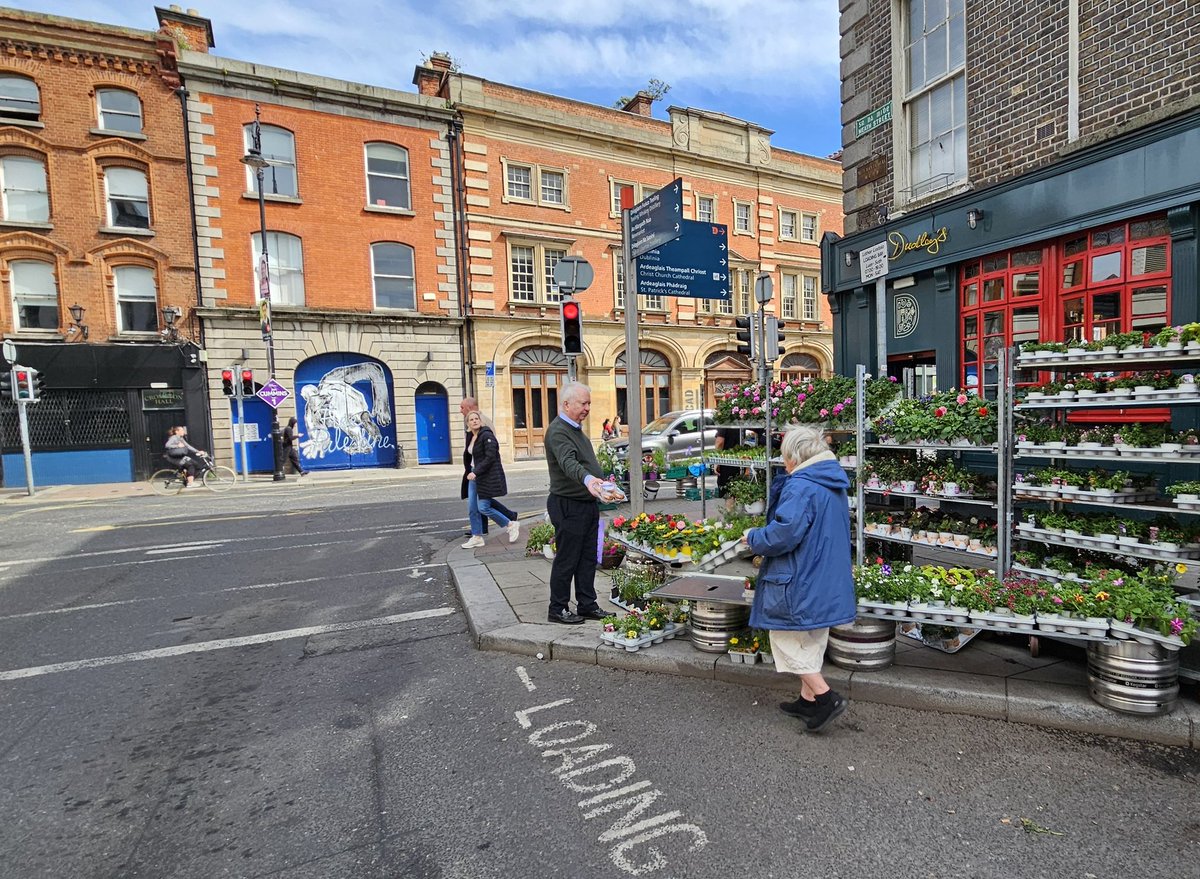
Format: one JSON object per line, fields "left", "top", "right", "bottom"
{"left": 780, "top": 425, "right": 828, "bottom": 466}
{"left": 560, "top": 382, "right": 590, "bottom": 406}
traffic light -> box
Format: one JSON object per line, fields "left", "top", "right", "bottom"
{"left": 735, "top": 313, "right": 761, "bottom": 361}
{"left": 26, "top": 367, "right": 44, "bottom": 401}
{"left": 221, "top": 369, "right": 235, "bottom": 396}
{"left": 0, "top": 367, "right": 12, "bottom": 401}
{"left": 560, "top": 297, "right": 583, "bottom": 355}
{"left": 240, "top": 368, "right": 255, "bottom": 397}
{"left": 765, "top": 316, "right": 787, "bottom": 362}
{"left": 13, "top": 368, "right": 31, "bottom": 401}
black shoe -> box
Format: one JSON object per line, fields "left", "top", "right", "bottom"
{"left": 804, "top": 691, "right": 848, "bottom": 733}
{"left": 547, "top": 608, "right": 585, "bottom": 625}
{"left": 779, "top": 696, "right": 820, "bottom": 719}
{"left": 576, "top": 607, "right": 607, "bottom": 621}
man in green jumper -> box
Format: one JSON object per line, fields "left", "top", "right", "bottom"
{"left": 544, "top": 382, "right": 621, "bottom": 624}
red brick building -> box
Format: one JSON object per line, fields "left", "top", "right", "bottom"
{"left": 0, "top": 7, "right": 203, "bottom": 486}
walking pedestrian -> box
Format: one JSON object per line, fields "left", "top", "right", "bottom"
{"left": 283, "top": 416, "right": 307, "bottom": 476}
{"left": 459, "top": 397, "right": 520, "bottom": 533}
{"left": 461, "top": 411, "right": 520, "bottom": 548}
{"left": 543, "top": 382, "right": 622, "bottom": 624}
{"left": 741, "top": 425, "right": 856, "bottom": 733}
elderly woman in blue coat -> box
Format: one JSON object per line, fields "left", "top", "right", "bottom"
{"left": 741, "top": 425, "right": 857, "bottom": 732}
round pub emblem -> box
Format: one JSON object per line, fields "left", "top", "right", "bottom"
{"left": 894, "top": 293, "right": 919, "bottom": 339}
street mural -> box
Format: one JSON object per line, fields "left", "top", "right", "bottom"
{"left": 295, "top": 354, "right": 396, "bottom": 469}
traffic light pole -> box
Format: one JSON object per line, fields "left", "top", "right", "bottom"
{"left": 621, "top": 204, "right": 643, "bottom": 515}
{"left": 16, "top": 399, "right": 34, "bottom": 497}
{"left": 235, "top": 391, "right": 250, "bottom": 483}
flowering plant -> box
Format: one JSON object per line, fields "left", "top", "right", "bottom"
{"left": 727, "top": 632, "right": 760, "bottom": 654}
{"left": 714, "top": 375, "right": 900, "bottom": 427}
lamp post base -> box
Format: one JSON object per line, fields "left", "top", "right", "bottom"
{"left": 271, "top": 419, "right": 287, "bottom": 481}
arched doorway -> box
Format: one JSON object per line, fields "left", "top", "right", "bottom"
{"left": 295, "top": 352, "right": 397, "bottom": 470}
{"left": 704, "top": 350, "right": 753, "bottom": 407}
{"left": 779, "top": 352, "right": 822, "bottom": 384}
{"left": 414, "top": 381, "right": 451, "bottom": 464}
{"left": 511, "top": 345, "right": 569, "bottom": 459}
{"left": 616, "top": 349, "right": 671, "bottom": 423}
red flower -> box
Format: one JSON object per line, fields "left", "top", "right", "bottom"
{"left": 934, "top": 406, "right": 948, "bottom": 417}
{"left": 977, "top": 406, "right": 988, "bottom": 416}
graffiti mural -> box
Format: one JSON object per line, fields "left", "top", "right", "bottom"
{"left": 294, "top": 353, "right": 396, "bottom": 470}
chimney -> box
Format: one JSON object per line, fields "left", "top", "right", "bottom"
{"left": 412, "top": 52, "right": 453, "bottom": 98}
{"left": 155, "top": 5, "right": 215, "bottom": 52}
{"left": 621, "top": 91, "right": 654, "bottom": 117}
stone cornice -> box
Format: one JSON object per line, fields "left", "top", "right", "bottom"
{"left": 0, "top": 9, "right": 160, "bottom": 70}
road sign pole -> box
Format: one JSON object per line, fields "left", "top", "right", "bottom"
{"left": 17, "top": 399, "right": 34, "bottom": 496}
{"left": 876, "top": 276, "right": 887, "bottom": 374}
{"left": 566, "top": 354, "right": 577, "bottom": 383}
{"left": 622, "top": 202, "right": 643, "bottom": 516}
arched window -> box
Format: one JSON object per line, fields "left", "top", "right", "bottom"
{"left": 96, "top": 88, "right": 143, "bottom": 134}
{"left": 252, "top": 231, "right": 305, "bottom": 306}
{"left": 365, "top": 143, "right": 410, "bottom": 210}
{"left": 371, "top": 242, "right": 415, "bottom": 310}
{"left": 244, "top": 124, "right": 297, "bottom": 197}
{"left": 103, "top": 166, "right": 149, "bottom": 229}
{"left": 0, "top": 154, "right": 48, "bottom": 222}
{"left": 0, "top": 75, "right": 40, "bottom": 122}
{"left": 9, "top": 259, "right": 58, "bottom": 330}
{"left": 114, "top": 265, "right": 158, "bottom": 333}
{"left": 779, "top": 352, "right": 821, "bottom": 384}
{"left": 616, "top": 349, "right": 671, "bottom": 423}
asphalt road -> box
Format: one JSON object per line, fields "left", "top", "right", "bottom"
{"left": 1, "top": 473, "right": 1197, "bottom": 878}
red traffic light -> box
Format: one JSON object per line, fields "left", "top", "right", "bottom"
{"left": 15, "top": 371, "right": 27, "bottom": 382}
{"left": 241, "top": 369, "right": 253, "bottom": 382}
{"left": 562, "top": 301, "right": 580, "bottom": 321}
{"left": 221, "top": 369, "right": 233, "bottom": 382}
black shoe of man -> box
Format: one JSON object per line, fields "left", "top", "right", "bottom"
{"left": 575, "top": 607, "right": 607, "bottom": 621}
{"left": 779, "top": 695, "right": 820, "bottom": 719}
{"left": 804, "top": 691, "right": 848, "bottom": 733}
{"left": 547, "top": 608, "right": 585, "bottom": 625}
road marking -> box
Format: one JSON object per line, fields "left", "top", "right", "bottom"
{"left": 69, "top": 509, "right": 331, "bottom": 533}
{"left": 516, "top": 666, "right": 537, "bottom": 691}
{"left": 144, "top": 542, "right": 226, "bottom": 555}
{"left": 0, "top": 606, "right": 456, "bottom": 681}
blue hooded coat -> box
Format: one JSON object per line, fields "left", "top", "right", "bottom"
{"left": 746, "top": 453, "right": 857, "bottom": 632}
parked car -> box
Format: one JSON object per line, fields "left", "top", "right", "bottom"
{"left": 608, "top": 409, "right": 717, "bottom": 462}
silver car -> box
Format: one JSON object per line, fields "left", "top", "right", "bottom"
{"left": 609, "top": 409, "right": 718, "bottom": 462}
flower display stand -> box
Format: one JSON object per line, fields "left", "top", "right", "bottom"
{"left": 727, "top": 650, "right": 759, "bottom": 664}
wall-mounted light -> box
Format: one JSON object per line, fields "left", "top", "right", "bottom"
{"left": 967, "top": 207, "right": 985, "bottom": 230}
{"left": 161, "top": 305, "right": 182, "bottom": 343}
{"left": 844, "top": 250, "right": 858, "bottom": 268}
{"left": 67, "top": 303, "right": 89, "bottom": 340}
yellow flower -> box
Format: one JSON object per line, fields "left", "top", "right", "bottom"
{"left": 1177, "top": 563, "right": 1189, "bottom": 574}
{"left": 626, "top": 629, "right": 638, "bottom": 639}
{"left": 1095, "top": 591, "right": 1110, "bottom": 601}
{"left": 729, "top": 636, "right": 739, "bottom": 646}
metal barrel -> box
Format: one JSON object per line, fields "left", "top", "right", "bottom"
{"left": 676, "top": 476, "right": 697, "bottom": 498}
{"left": 690, "top": 600, "right": 750, "bottom": 653}
{"left": 828, "top": 617, "right": 897, "bottom": 671}
{"left": 1087, "top": 640, "right": 1180, "bottom": 716}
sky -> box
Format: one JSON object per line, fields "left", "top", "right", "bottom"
{"left": 11, "top": 0, "right": 844, "bottom": 158}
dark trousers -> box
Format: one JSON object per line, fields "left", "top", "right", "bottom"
{"left": 481, "top": 499, "right": 518, "bottom": 533}
{"left": 547, "top": 493, "right": 600, "bottom": 614}
{"left": 287, "top": 446, "right": 304, "bottom": 474}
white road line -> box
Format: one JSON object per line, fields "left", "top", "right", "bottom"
{"left": 0, "top": 606, "right": 456, "bottom": 682}
{"left": 144, "top": 543, "right": 225, "bottom": 555}
{"left": 0, "top": 563, "right": 450, "bottom": 622}
{"left": 516, "top": 666, "right": 537, "bottom": 691}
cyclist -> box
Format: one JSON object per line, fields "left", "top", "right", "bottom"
{"left": 164, "top": 426, "right": 207, "bottom": 488}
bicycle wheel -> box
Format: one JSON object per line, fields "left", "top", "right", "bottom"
{"left": 149, "top": 469, "right": 185, "bottom": 496}
{"left": 203, "top": 465, "right": 238, "bottom": 492}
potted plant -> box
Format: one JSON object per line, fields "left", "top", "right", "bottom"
{"left": 726, "top": 631, "right": 760, "bottom": 663}
{"left": 1180, "top": 322, "right": 1200, "bottom": 349}
{"left": 1103, "top": 330, "right": 1145, "bottom": 352}
{"left": 1151, "top": 325, "right": 1183, "bottom": 351}
{"left": 525, "top": 521, "right": 557, "bottom": 559}
{"left": 600, "top": 537, "right": 627, "bottom": 570}
{"left": 1166, "top": 480, "right": 1200, "bottom": 504}
{"left": 1072, "top": 374, "right": 1106, "bottom": 396}
{"left": 726, "top": 476, "right": 766, "bottom": 514}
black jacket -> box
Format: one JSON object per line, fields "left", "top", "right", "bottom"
{"left": 461, "top": 425, "right": 508, "bottom": 500}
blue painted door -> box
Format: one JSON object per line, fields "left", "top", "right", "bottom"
{"left": 294, "top": 353, "right": 397, "bottom": 471}
{"left": 229, "top": 397, "right": 274, "bottom": 474}
{"left": 415, "top": 391, "right": 451, "bottom": 464}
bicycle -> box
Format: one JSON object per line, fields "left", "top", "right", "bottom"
{"left": 148, "top": 454, "right": 237, "bottom": 495}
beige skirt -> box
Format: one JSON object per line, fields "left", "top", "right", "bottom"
{"left": 768, "top": 628, "right": 831, "bottom": 674}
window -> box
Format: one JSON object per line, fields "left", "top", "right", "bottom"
{"left": 0, "top": 75, "right": 39, "bottom": 121}
{"left": 10, "top": 259, "right": 58, "bottom": 330}
{"left": 696, "top": 195, "right": 715, "bottom": 223}
{"left": 738, "top": 270, "right": 751, "bottom": 314}
{"left": 717, "top": 291, "right": 734, "bottom": 316}
{"left": 252, "top": 232, "right": 305, "bottom": 306}
{"left": 734, "top": 201, "right": 752, "bottom": 234}
{"left": 508, "top": 241, "right": 567, "bottom": 304}
{"left": 96, "top": 89, "right": 143, "bottom": 133}
{"left": 904, "top": 0, "right": 967, "bottom": 199}
{"left": 371, "top": 242, "right": 415, "bottom": 310}
{"left": 802, "top": 275, "right": 818, "bottom": 320}
{"left": 801, "top": 213, "right": 818, "bottom": 242}
{"left": 0, "top": 155, "right": 48, "bottom": 222}
{"left": 781, "top": 274, "right": 798, "bottom": 319}
{"left": 610, "top": 180, "right": 658, "bottom": 216}
{"left": 114, "top": 265, "right": 157, "bottom": 333}
{"left": 365, "top": 143, "right": 410, "bottom": 210}
{"left": 104, "top": 166, "right": 149, "bottom": 229}
{"left": 504, "top": 160, "right": 568, "bottom": 208}
{"left": 244, "top": 124, "right": 297, "bottom": 197}
{"left": 640, "top": 294, "right": 665, "bottom": 311}
{"left": 614, "top": 255, "right": 625, "bottom": 309}
{"left": 780, "top": 209, "right": 797, "bottom": 239}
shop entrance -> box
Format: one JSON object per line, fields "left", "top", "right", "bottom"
{"left": 888, "top": 351, "right": 937, "bottom": 398}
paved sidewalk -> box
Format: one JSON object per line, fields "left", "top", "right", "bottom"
{"left": 449, "top": 502, "right": 1200, "bottom": 749}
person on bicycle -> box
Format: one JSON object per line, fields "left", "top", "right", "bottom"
{"left": 164, "top": 426, "right": 206, "bottom": 487}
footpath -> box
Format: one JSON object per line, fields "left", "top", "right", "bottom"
{"left": 449, "top": 493, "right": 1200, "bottom": 750}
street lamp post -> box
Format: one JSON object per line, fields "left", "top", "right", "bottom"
{"left": 241, "top": 103, "right": 287, "bottom": 482}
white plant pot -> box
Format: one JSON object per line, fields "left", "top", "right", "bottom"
{"left": 1173, "top": 493, "right": 1200, "bottom": 504}
{"left": 743, "top": 500, "right": 765, "bottom": 515}
{"left": 543, "top": 544, "right": 556, "bottom": 560}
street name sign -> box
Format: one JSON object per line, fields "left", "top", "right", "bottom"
{"left": 635, "top": 220, "right": 731, "bottom": 300}
{"left": 855, "top": 102, "right": 892, "bottom": 138}
{"left": 256, "top": 378, "right": 291, "bottom": 409}
{"left": 628, "top": 177, "right": 683, "bottom": 259}
{"left": 859, "top": 240, "right": 889, "bottom": 284}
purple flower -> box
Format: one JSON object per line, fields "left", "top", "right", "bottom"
{"left": 881, "top": 564, "right": 892, "bottom": 575}
{"left": 1171, "top": 617, "right": 1185, "bottom": 635}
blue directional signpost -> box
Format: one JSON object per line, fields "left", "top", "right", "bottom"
{"left": 635, "top": 219, "right": 730, "bottom": 300}
{"left": 628, "top": 177, "right": 683, "bottom": 258}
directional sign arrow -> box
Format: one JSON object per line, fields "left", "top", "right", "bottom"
{"left": 628, "top": 176, "right": 685, "bottom": 259}
{"left": 634, "top": 220, "right": 731, "bottom": 300}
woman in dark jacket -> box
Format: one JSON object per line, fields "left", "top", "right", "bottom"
{"left": 742, "top": 425, "right": 856, "bottom": 733}
{"left": 461, "top": 411, "right": 519, "bottom": 548}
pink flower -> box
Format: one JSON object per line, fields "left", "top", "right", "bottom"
{"left": 751, "top": 406, "right": 762, "bottom": 415}
{"left": 1171, "top": 617, "right": 1185, "bottom": 635}
{"left": 934, "top": 406, "right": 947, "bottom": 417}
{"left": 820, "top": 408, "right": 829, "bottom": 417}
{"left": 797, "top": 393, "right": 806, "bottom": 402}
{"left": 956, "top": 393, "right": 968, "bottom": 405}
{"left": 833, "top": 403, "right": 844, "bottom": 414}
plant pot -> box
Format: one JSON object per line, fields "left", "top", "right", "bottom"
{"left": 1173, "top": 493, "right": 1200, "bottom": 504}
{"left": 1111, "top": 388, "right": 1132, "bottom": 399}
{"left": 743, "top": 500, "right": 765, "bottom": 515}
{"left": 542, "top": 544, "right": 556, "bottom": 560}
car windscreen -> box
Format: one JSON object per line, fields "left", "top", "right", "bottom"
{"left": 641, "top": 415, "right": 676, "bottom": 436}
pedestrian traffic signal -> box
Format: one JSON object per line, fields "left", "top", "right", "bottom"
{"left": 765, "top": 315, "right": 787, "bottom": 362}
{"left": 240, "top": 369, "right": 255, "bottom": 396}
{"left": 26, "top": 367, "right": 44, "bottom": 401}
{"left": 221, "top": 369, "right": 235, "bottom": 396}
{"left": 735, "top": 313, "right": 761, "bottom": 362}
{"left": 560, "top": 297, "right": 583, "bottom": 355}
